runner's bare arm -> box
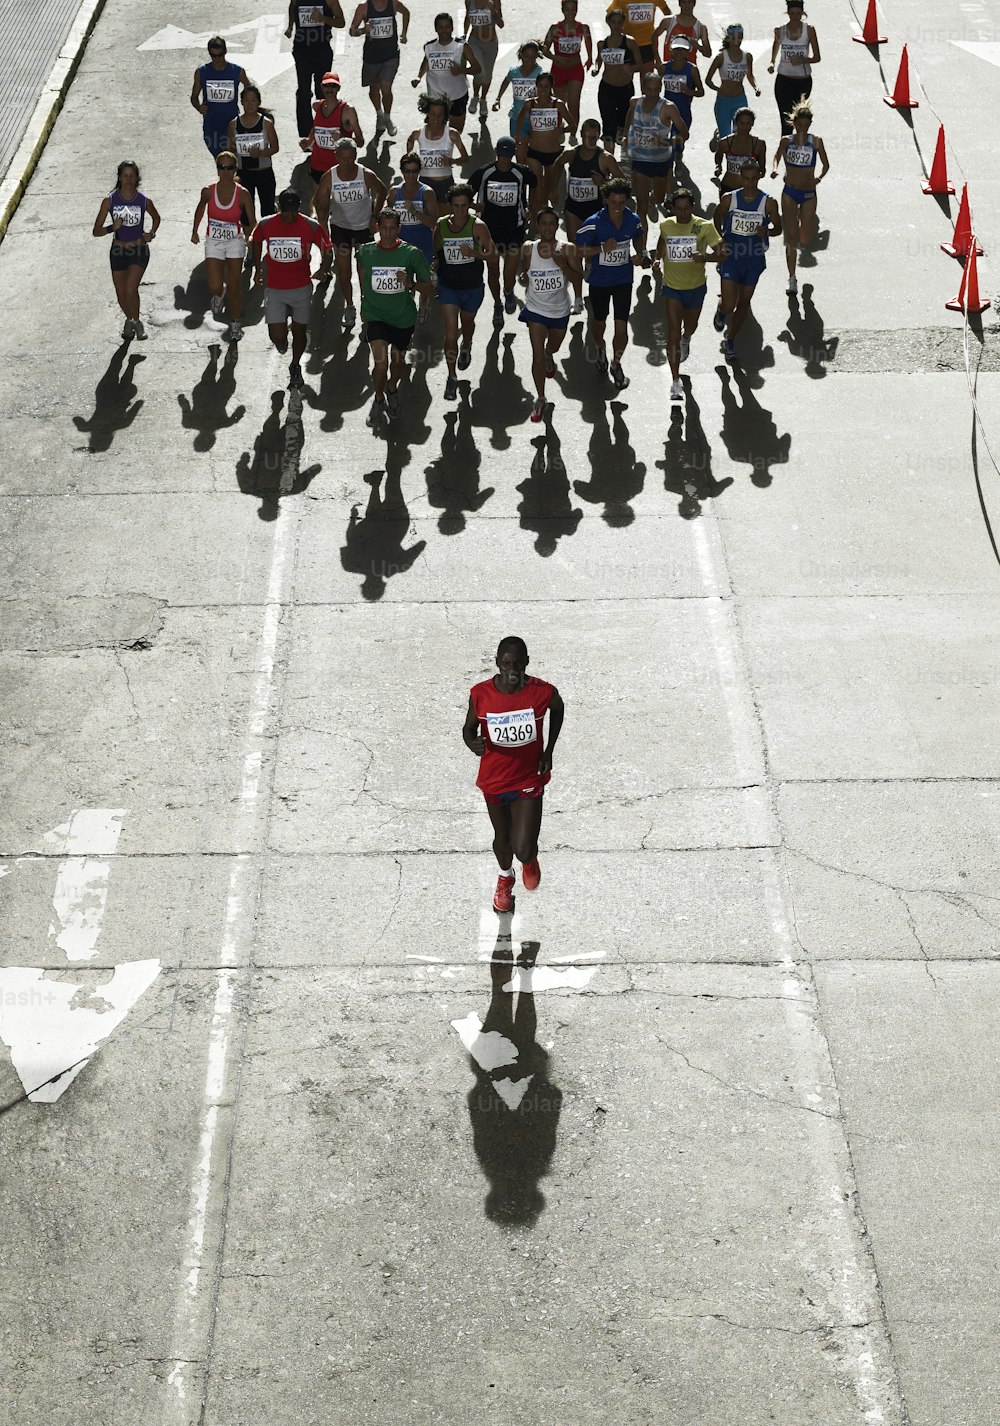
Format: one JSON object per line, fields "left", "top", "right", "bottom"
{"left": 539, "top": 691, "right": 565, "bottom": 773}
{"left": 463, "top": 698, "right": 486, "bottom": 755}
{"left": 93, "top": 196, "right": 112, "bottom": 236}
{"left": 191, "top": 189, "right": 210, "bottom": 243}
{"left": 190, "top": 71, "right": 207, "bottom": 113}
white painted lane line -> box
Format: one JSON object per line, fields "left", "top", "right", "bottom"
{"left": 667, "top": 367, "right": 899, "bottom": 1418}
{"left": 165, "top": 350, "right": 291, "bottom": 1418}
{"left": 45, "top": 807, "right": 125, "bottom": 961}
{"left": 0, "top": 960, "right": 160, "bottom": 1103}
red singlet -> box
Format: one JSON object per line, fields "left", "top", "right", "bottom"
{"left": 471, "top": 675, "right": 555, "bottom": 796}
{"left": 250, "top": 213, "right": 332, "bottom": 287}
{"left": 311, "top": 99, "right": 350, "bottom": 174}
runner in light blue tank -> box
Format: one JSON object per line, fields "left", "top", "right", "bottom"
{"left": 388, "top": 154, "right": 439, "bottom": 321}
{"left": 714, "top": 157, "right": 781, "bottom": 360}
{"left": 492, "top": 42, "right": 543, "bottom": 136}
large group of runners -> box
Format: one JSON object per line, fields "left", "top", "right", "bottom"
{"left": 91, "top": 0, "right": 828, "bottom": 905}
{"left": 95, "top": 0, "right": 828, "bottom": 425}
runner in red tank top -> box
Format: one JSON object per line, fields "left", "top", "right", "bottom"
{"left": 299, "top": 73, "right": 364, "bottom": 184}
{"left": 463, "top": 636, "right": 565, "bottom": 912}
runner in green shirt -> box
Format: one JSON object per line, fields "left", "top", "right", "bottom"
{"left": 357, "top": 209, "right": 435, "bottom": 423}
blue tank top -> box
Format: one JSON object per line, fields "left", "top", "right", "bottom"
{"left": 199, "top": 61, "right": 242, "bottom": 128}
{"left": 722, "top": 188, "right": 769, "bottom": 257}
{"left": 390, "top": 182, "right": 434, "bottom": 258}
{"left": 108, "top": 188, "right": 147, "bottom": 243}
{"left": 629, "top": 99, "right": 672, "bottom": 164}
{"left": 661, "top": 60, "right": 695, "bottom": 123}
{"left": 785, "top": 134, "right": 816, "bottom": 169}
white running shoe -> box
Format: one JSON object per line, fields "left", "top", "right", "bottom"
{"left": 122, "top": 318, "right": 136, "bottom": 340}
{"left": 133, "top": 319, "right": 146, "bottom": 340}
{"left": 670, "top": 378, "right": 683, "bottom": 401}
{"left": 679, "top": 338, "right": 690, "bottom": 363}
{"left": 786, "top": 275, "right": 798, "bottom": 296}
{"left": 385, "top": 116, "right": 397, "bottom": 136}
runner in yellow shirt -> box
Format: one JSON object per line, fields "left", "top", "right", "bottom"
{"left": 653, "top": 186, "right": 725, "bottom": 401}
{"left": 608, "top": 0, "right": 670, "bottom": 77}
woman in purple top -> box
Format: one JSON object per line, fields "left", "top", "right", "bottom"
{"left": 92, "top": 160, "right": 161, "bottom": 341}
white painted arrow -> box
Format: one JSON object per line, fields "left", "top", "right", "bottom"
{"left": 137, "top": 14, "right": 293, "bottom": 88}
{"left": 951, "top": 41, "right": 1000, "bottom": 69}
{"left": 0, "top": 960, "right": 161, "bottom": 1103}
{"left": 45, "top": 807, "right": 125, "bottom": 961}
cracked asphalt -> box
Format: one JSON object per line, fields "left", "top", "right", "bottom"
{"left": 2, "top": 0, "right": 1000, "bottom": 1423}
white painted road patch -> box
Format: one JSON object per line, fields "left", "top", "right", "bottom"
{"left": 0, "top": 960, "right": 160, "bottom": 1103}
{"left": 46, "top": 807, "right": 125, "bottom": 960}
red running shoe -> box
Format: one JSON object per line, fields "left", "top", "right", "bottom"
{"left": 493, "top": 873, "right": 515, "bottom": 912}
{"left": 521, "top": 859, "right": 541, "bottom": 891}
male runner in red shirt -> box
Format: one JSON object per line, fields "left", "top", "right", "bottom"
{"left": 251, "top": 187, "right": 332, "bottom": 387}
{"left": 463, "top": 636, "right": 565, "bottom": 912}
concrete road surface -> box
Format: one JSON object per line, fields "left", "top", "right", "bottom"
{"left": 2, "top": 0, "right": 1000, "bottom": 1423}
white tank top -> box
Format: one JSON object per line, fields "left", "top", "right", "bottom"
{"left": 329, "top": 168, "right": 373, "bottom": 228}
{"left": 777, "top": 23, "right": 810, "bottom": 77}
{"left": 720, "top": 51, "right": 747, "bottom": 83}
{"left": 424, "top": 38, "right": 467, "bottom": 100}
{"left": 418, "top": 125, "right": 454, "bottom": 178}
{"left": 525, "top": 241, "right": 570, "bottom": 319}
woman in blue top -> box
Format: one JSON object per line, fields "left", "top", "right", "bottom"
{"left": 770, "top": 98, "right": 828, "bottom": 295}
{"left": 492, "top": 41, "right": 543, "bottom": 137}
{"left": 190, "top": 37, "right": 248, "bottom": 156}
{"left": 714, "top": 157, "right": 781, "bottom": 360}
{"left": 92, "top": 160, "right": 162, "bottom": 341}
{"left": 388, "top": 154, "right": 440, "bottom": 322}
{"left": 659, "top": 36, "right": 703, "bottom": 165}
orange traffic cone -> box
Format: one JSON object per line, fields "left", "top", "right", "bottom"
{"left": 883, "top": 46, "right": 918, "bottom": 107}
{"left": 941, "top": 185, "right": 983, "bottom": 258}
{"left": 946, "top": 240, "right": 990, "bottom": 314}
{"left": 852, "top": 0, "right": 887, "bottom": 43}
{"left": 921, "top": 125, "right": 955, "bottom": 195}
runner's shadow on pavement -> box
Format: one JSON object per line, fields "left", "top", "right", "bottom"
{"left": 656, "top": 383, "right": 733, "bottom": 519}
{"left": 517, "top": 413, "right": 583, "bottom": 555}
{"left": 71, "top": 346, "right": 146, "bottom": 454}
{"left": 717, "top": 365, "right": 791, "bottom": 489}
{"left": 341, "top": 448, "right": 427, "bottom": 599}
{"left": 235, "top": 389, "right": 321, "bottom": 521}
{"left": 424, "top": 408, "right": 495, "bottom": 533}
{"left": 173, "top": 266, "right": 210, "bottom": 330}
{"left": 468, "top": 929, "right": 562, "bottom": 1229}
{"left": 720, "top": 311, "right": 775, "bottom": 376}
{"left": 630, "top": 271, "right": 669, "bottom": 370}
{"left": 178, "top": 343, "right": 246, "bottom": 451}
{"left": 573, "top": 399, "right": 646, "bottom": 526}
{"left": 779, "top": 283, "right": 838, "bottom": 378}
{"left": 301, "top": 318, "right": 371, "bottom": 431}
{"left": 467, "top": 330, "right": 532, "bottom": 450}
